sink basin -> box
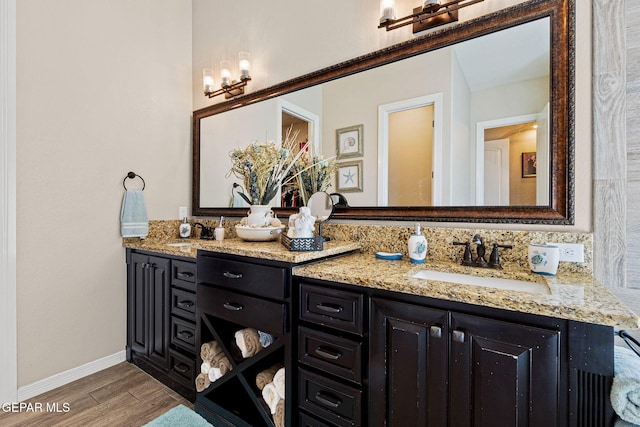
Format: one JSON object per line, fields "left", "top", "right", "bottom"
{"left": 409, "top": 269, "right": 550, "bottom": 295}
{"left": 165, "top": 242, "right": 193, "bottom": 248}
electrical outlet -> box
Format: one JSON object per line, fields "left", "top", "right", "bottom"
{"left": 178, "top": 206, "right": 187, "bottom": 219}
{"left": 549, "top": 243, "right": 584, "bottom": 263}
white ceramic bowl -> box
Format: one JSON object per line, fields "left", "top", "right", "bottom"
{"left": 235, "top": 225, "right": 285, "bottom": 242}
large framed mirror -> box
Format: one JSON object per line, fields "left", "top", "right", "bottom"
{"left": 193, "top": 0, "right": 573, "bottom": 224}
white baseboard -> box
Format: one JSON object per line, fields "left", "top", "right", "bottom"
{"left": 17, "top": 351, "right": 126, "bottom": 402}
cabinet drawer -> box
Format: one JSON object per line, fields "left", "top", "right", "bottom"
{"left": 172, "top": 260, "right": 196, "bottom": 292}
{"left": 299, "top": 411, "right": 336, "bottom": 427}
{"left": 198, "top": 285, "right": 286, "bottom": 335}
{"left": 171, "top": 316, "right": 196, "bottom": 353}
{"left": 300, "top": 284, "right": 363, "bottom": 335}
{"left": 169, "top": 349, "right": 196, "bottom": 388}
{"left": 299, "top": 327, "right": 362, "bottom": 384}
{"left": 171, "top": 288, "right": 196, "bottom": 321}
{"left": 197, "top": 255, "right": 287, "bottom": 300}
{"left": 298, "top": 368, "right": 362, "bottom": 427}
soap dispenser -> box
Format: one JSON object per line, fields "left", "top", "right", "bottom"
{"left": 179, "top": 217, "right": 191, "bottom": 238}
{"left": 408, "top": 223, "right": 427, "bottom": 264}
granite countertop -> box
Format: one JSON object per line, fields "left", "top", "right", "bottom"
{"left": 123, "top": 237, "right": 361, "bottom": 264}
{"left": 293, "top": 253, "right": 640, "bottom": 329}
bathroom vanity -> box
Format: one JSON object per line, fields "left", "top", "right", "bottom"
{"left": 123, "top": 235, "right": 638, "bottom": 427}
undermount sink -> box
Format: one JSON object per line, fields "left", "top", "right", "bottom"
{"left": 409, "top": 269, "right": 550, "bottom": 295}
{"left": 165, "top": 242, "right": 193, "bottom": 248}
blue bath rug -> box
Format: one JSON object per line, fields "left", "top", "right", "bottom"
{"left": 144, "top": 404, "right": 212, "bottom": 427}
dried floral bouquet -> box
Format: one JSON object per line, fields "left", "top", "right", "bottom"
{"left": 228, "top": 127, "right": 311, "bottom": 205}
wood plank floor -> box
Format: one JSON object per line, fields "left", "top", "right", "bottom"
{"left": 0, "top": 362, "right": 193, "bottom": 427}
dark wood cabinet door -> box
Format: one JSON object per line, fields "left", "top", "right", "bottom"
{"left": 370, "top": 298, "right": 448, "bottom": 427}
{"left": 148, "top": 256, "right": 171, "bottom": 369}
{"left": 449, "top": 312, "right": 560, "bottom": 427}
{"left": 129, "top": 253, "right": 149, "bottom": 355}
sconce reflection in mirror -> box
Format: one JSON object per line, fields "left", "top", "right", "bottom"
{"left": 203, "top": 51, "right": 252, "bottom": 99}
{"left": 379, "top": 0, "right": 484, "bottom": 33}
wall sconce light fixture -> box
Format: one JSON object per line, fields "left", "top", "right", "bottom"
{"left": 379, "top": 0, "right": 484, "bottom": 33}
{"left": 203, "top": 51, "right": 252, "bottom": 99}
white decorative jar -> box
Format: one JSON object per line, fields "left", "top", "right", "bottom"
{"left": 246, "top": 205, "right": 274, "bottom": 227}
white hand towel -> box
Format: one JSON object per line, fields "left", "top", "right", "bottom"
{"left": 273, "top": 367, "right": 285, "bottom": 400}
{"left": 611, "top": 345, "right": 640, "bottom": 425}
{"left": 262, "top": 382, "right": 281, "bottom": 414}
{"left": 200, "top": 361, "right": 211, "bottom": 375}
{"left": 120, "top": 190, "right": 148, "bottom": 238}
{"left": 208, "top": 367, "right": 222, "bottom": 383}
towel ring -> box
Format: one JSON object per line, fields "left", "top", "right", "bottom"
{"left": 123, "top": 171, "right": 145, "bottom": 191}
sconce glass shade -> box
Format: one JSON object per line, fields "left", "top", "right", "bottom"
{"left": 238, "top": 51, "right": 251, "bottom": 80}
{"left": 380, "top": 0, "right": 396, "bottom": 23}
{"left": 423, "top": 0, "right": 440, "bottom": 12}
{"left": 203, "top": 68, "right": 215, "bottom": 94}
{"left": 220, "top": 60, "right": 232, "bottom": 87}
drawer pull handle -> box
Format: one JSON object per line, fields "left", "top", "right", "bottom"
{"left": 316, "top": 303, "right": 343, "bottom": 314}
{"left": 223, "top": 302, "right": 243, "bottom": 311}
{"left": 223, "top": 271, "right": 243, "bottom": 279}
{"left": 315, "top": 391, "right": 342, "bottom": 408}
{"left": 177, "top": 272, "right": 194, "bottom": 280}
{"left": 177, "top": 300, "right": 194, "bottom": 308}
{"left": 452, "top": 329, "right": 465, "bottom": 343}
{"left": 315, "top": 347, "right": 342, "bottom": 360}
{"left": 174, "top": 362, "right": 189, "bottom": 374}
{"left": 177, "top": 331, "right": 193, "bottom": 340}
{"left": 430, "top": 325, "right": 442, "bottom": 338}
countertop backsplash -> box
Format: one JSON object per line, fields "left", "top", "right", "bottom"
{"left": 125, "top": 220, "right": 592, "bottom": 276}
{"left": 322, "top": 224, "right": 593, "bottom": 276}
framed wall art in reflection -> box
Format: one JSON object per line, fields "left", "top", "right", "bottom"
{"left": 336, "top": 160, "right": 363, "bottom": 193}
{"left": 522, "top": 152, "right": 537, "bottom": 178}
{"left": 336, "top": 124, "right": 363, "bottom": 159}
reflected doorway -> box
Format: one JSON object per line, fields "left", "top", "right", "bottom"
{"left": 476, "top": 109, "right": 548, "bottom": 206}
{"left": 278, "top": 100, "right": 319, "bottom": 207}
{"left": 388, "top": 105, "right": 434, "bottom": 205}
{"left": 378, "top": 94, "right": 443, "bottom": 206}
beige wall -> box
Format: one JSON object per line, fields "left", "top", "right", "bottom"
{"left": 192, "top": 0, "right": 592, "bottom": 231}
{"left": 16, "top": 0, "right": 192, "bottom": 386}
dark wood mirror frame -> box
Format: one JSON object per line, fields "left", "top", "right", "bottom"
{"left": 193, "top": 0, "right": 573, "bottom": 224}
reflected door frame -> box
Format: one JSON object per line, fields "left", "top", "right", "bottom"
{"left": 475, "top": 113, "right": 538, "bottom": 205}
{"left": 378, "top": 93, "right": 443, "bottom": 206}
{"left": 278, "top": 99, "right": 321, "bottom": 154}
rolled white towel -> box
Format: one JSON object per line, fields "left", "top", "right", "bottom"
{"left": 208, "top": 366, "right": 222, "bottom": 383}
{"left": 201, "top": 361, "right": 211, "bottom": 375}
{"left": 273, "top": 367, "right": 285, "bottom": 400}
{"left": 262, "top": 381, "right": 281, "bottom": 414}
{"left": 611, "top": 345, "right": 640, "bottom": 425}
{"left": 212, "top": 367, "right": 224, "bottom": 380}
{"left": 235, "top": 328, "right": 261, "bottom": 358}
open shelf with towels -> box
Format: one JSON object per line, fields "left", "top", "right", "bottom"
{"left": 195, "top": 251, "right": 292, "bottom": 427}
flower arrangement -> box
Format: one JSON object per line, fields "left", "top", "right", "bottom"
{"left": 292, "top": 149, "right": 336, "bottom": 206}
{"left": 228, "top": 127, "right": 310, "bottom": 206}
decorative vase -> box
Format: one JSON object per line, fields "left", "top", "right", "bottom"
{"left": 246, "top": 205, "right": 274, "bottom": 227}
